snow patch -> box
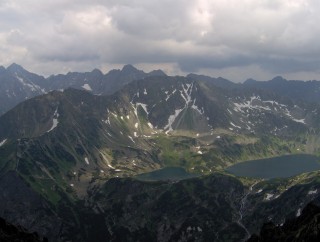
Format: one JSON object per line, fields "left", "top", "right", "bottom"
{"left": 135, "top": 123, "right": 139, "bottom": 129}
{"left": 47, "top": 109, "right": 59, "bottom": 133}
{"left": 134, "top": 132, "right": 138, "bottom": 137}
{"left": 104, "top": 117, "right": 111, "bottom": 125}
{"left": 239, "top": 98, "right": 307, "bottom": 124}
{"left": 82, "top": 83, "right": 92, "bottom": 91}
{"left": 179, "top": 83, "right": 193, "bottom": 105}
{"left": 284, "top": 109, "right": 306, "bottom": 124}
{"left": 128, "top": 135, "right": 135, "bottom": 143}
{"left": 292, "top": 118, "right": 306, "bottom": 124}
{"left": 147, "top": 122, "right": 153, "bottom": 129}
{"left": 191, "top": 99, "right": 204, "bottom": 114}
{"left": 308, "top": 189, "right": 317, "bottom": 195}
{"left": 165, "top": 89, "right": 177, "bottom": 101}
{"left": 296, "top": 208, "right": 301, "bottom": 217}
{"left": 197, "top": 151, "right": 203, "bottom": 154}
{"left": 0, "top": 139, "right": 7, "bottom": 147}
{"left": 134, "top": 102, "right": 149, "bottom": 116}
{"left": 265, "top": 193, "right": 274, "bottom": 201}
{"left": 144, "top": 88, "right": 147, "bottom": 95}
{"left": 230, "top": 122, "right": 241, "bottom": 129}
{"left": 15, "top": 73, "right": 45, "bottom": 93}
{"left": 164, "top": 83, "right": 198, "bottom": 132}
{"left": 100, "top": 152, "right": 115, "bottom": 169}
{"left": 233, "top": 95, "right": 277, "bottom": 113}
{"left": 164, "top": 108, "right": 184, "bottom": 131}
{"left": 84, "top": 157, "right": 90, "bottom": 165}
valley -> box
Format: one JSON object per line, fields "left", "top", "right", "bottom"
{"left": 1, "top": 64, "right": 320, "bottom": 241}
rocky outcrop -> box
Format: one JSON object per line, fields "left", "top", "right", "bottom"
{"left": 0, "top": 216, "right": 47, "bottom": 242}
{"left": 248, "top": 202, "right": 320, "bottom": 242}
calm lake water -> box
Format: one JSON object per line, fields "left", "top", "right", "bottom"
{"left": 226, "top": 154, "right": 320, "bottom": 179}
{"left": 135, "top": 167, "right": 198, "bottom": 181}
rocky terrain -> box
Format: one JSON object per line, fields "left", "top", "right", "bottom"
{"left": 1, "top": 64, "right": 320, "bottom": 241}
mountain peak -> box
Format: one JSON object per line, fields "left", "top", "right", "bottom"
{"left": 91, "top": 68, "right": 103, "bottom": 75}
{"left": 7, "top": 63, "right": 25, "bottom": 73}
{"left": 271, "top": 76, "right": 286, "bottom": 82}
{"left": 121, "top": 64, "right": 140, "bottom": 73}
{"left": 148, "top": 69, "right": 167, "bottom": 76}
{"left": 244, "top": 78, "right": 257, "bottom": 84}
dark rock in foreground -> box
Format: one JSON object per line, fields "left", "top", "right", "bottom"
{"left": 248, "top": 202, "right": 320, "bottom": 242}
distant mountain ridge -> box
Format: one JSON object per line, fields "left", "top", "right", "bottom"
{"left": 2, "top": 63, "right": 320, "bottom": 116}
{"left": 188, "top": 73, "right": 320, "bottom": 104}
{"left": 243, "top": 76, "right": 320, "bottom": 103}
{"left": 0, "top": 63, "right": 166, "bottom": 115}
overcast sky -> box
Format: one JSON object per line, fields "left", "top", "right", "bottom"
{"left": 1, "top": 0, "right": 320, "bottom": 82}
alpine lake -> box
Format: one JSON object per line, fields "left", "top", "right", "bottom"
{"left": 226, "top": 154, "right": 320, "bottom": 179}
{"left": 136, "top": 154, "right": 320, "bottom": 181}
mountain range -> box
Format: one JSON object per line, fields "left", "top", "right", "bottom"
{"left": 1, "top": 64, "right": 320, "bottom": 241}
{"left": 0, "top": 63, "right": 166, "bottom": 115}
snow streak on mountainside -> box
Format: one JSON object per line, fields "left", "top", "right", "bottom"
{"left": 1, "top": 73, "right": 320, "bottom": 241}
{"left": 0, "top": 139, "right": 7, "bottom": 147}
{"left": 46, "top": 108, "right": 59, "bottom": 133}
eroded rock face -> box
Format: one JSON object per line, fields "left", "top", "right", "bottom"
{"left": 0, "top": 171, "right": 63, "bottom": 240}
{"left": 0, "top": 215, "right": 47, "bottom": 242}
{"left": 247, "top": 202, "right": 320, "bottom": 242}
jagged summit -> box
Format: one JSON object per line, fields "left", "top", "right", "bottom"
{"left": 121, "top": 64, "right": 140, "bottom": 73}
{"left": 0, "top": 64, "right": 168, "bottom": 114}
{"left": 7, "top": 63, "right": 25, "bottom": 72}
{"left": 270, "top": 76, "right": 286, "bottom": 82}
{"left": 148, "top": 69, "right": 167, "bottom": 76}
{"left": 90, "top": 68, "right": 103, "bottom": 75}
{"left": 0, "top": 66, "right": 6, "bottom": 72}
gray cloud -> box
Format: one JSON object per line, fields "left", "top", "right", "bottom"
{"left": 0, "top": 0, "right": 320, "bottom": 81}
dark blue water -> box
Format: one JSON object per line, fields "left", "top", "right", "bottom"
{"left": 135, "top": 167, "right": 198, "bottom": 181}
{"left": 226, "top": 154, "right": 320, "bottom": 179}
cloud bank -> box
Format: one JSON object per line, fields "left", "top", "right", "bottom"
{"left": 1, "top": 0, "right": 320, "bottom": 81}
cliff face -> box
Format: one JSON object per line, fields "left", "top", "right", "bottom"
{"left": 0, "top": 171, "right": 65, "bottom": 241}
{"left": 248, "top": 202, "right": 320, "bottom": 242}
{"left": 0, "top": 215, "right": 47, "bottom": 242}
